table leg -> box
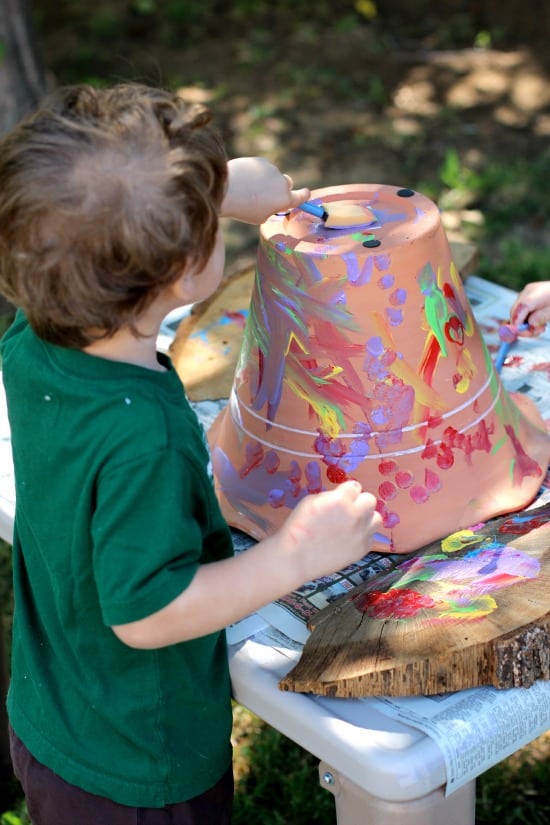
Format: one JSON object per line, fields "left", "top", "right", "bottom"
{"left": 319, "top": 761, "right": 475, "bottom": 825}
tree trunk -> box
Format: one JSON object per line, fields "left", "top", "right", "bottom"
{"left": 0, "top": 0, "right": 47, "bottom": 316}
{"left": 0, "top": 0, "right": 47, "bottom": 137}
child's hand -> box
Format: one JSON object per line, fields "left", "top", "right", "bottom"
{"left": 510, "top": 280, "right": 550, "bottom": 337}
{"left": 277, "top": 480, "right": 383, "bottom": 585}
{"left": 222, "top": 157, "right": 310, "bottom": 224}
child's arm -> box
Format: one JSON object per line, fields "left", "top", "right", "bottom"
{"left": 510, "top": 280, "right": 550, "bottom": 337}
{"left": 112, "top": 480, "right": 381, "bottom": 649}
{"left": 221, "top": 157, "right": 310, "bottom": 224}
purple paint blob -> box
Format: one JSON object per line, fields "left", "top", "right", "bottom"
{"left": 385, "top": 307, "right": 404, "bottom": 326}
{"left": 389, "top": 287, "right": 407, "bottom": 306}
{"left": 378, "top": 274, "right": 395, "bottom": 289}
{"left": 366, "top": 336, "right": 384, "bottom": 356}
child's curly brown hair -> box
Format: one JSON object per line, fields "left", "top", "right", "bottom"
{"left": 0, "top": 83, "right": 228, "bottom": 348}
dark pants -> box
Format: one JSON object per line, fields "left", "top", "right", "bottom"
{"left": 9, "top": 726, "right": 234, "bottom": 825}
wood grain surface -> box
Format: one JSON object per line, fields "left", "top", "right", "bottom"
{"left": 280, "top": 503, "right": 550, "bottom": 697}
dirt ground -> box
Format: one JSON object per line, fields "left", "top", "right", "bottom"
{"left": 36, "top": 12, "right": 549, "bottom": 275}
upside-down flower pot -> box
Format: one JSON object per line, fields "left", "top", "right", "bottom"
{"left": 209, "top": 184, "right": 550, "bottom": 553}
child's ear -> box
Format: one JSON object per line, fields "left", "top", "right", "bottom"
{"left": 174, "top": 267, "right": 198, "bottom": 303}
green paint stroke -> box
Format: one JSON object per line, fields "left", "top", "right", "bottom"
{"left": 417, "top": 263, "right": 450, "bottom": 357}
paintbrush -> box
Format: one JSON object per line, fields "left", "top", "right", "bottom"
{"left": 495, "top": 322, "right": 530, "bottom": 372}
{"left": 298, "top": 200, "right": 376, "bottom": 229}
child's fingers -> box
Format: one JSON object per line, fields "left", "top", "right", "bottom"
{"left": 329, "top": 480, "right": 380, "bottom": 522}
{"left": 524, "top": 310, "right": 548, "bottom": 336}
{"left": 286, "top": 185, "right": 311, "bottom": 208}
{"left": 529, "top": 306, "right": 550, "bottom": 327}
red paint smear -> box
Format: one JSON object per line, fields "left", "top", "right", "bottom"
{"left": 505, "top": 424, "right": 542, "bottom": 483}
{"left": 378, "top": 481, "right": 398, "bottom": 501}
{"left": 410, "top": 485, "right": 429, "bottom": 503}
{"left": 327, "top": 465, "right": 348, "bottom": 484}
{"left": 445, "top": 316, "right": 464, "bottom": 345}
{"left": 257, "top": 347, "right": 264, "bottom": 388}
{"left": 422, "top": 421, "right": 493, "bottom": 470}
{"left": 353, "top": 588, "right": 437, "bottom": 619}
{"left": 395, "top": 470, "right": 414, "bottom": 489}
{"left": 419, "top": 336, "right": 441, "bottom": 387}
{"left": 444, "top": 423, "right": 492, "bottom": 456}
{"left": 436, "top": 443, "right": 454, "bottom": 469}
{"left": 499, "top": 514, "right": 550, "bottom": 534}
{"left": 238, "top": 442, "right": 264, "bottom": 478}
{"left": 223, "top": 310, "right": 247, "bottom": 328}
{"left": 422, "top": 440, "right": 438, "bottom": 460}
{"left": 424, "top": 468, "right": 442, "bottom": 492}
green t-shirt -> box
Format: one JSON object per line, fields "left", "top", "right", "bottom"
{"left": 1, "top": 313, "right": 234, "bottom": 806}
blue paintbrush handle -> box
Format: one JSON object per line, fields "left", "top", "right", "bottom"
{"left": 298, "top": 201, "right": 328, "bottom": 220}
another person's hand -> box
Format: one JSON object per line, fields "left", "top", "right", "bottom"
{"left": 222, "top": 157, "right": 310, "bottom": 224}
{"left": 510, "top": 280, "right": 550, "bottom": 337}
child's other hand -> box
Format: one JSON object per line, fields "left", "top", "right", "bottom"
{"left": 222, "top": 157, "right": 310, "bottom": 224}
{"left": 278, "top": 480, "right": 383, "bottom": 585}
{"left": 510, "top": 280, "right": 550, "bottom": 337}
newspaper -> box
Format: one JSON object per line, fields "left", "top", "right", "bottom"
{"left": 372, "top": 681, "right": 550, "bottom": 794}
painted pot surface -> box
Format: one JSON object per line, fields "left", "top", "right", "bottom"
{"left": 209, "top": 184, "right": 550, "bottom": 553}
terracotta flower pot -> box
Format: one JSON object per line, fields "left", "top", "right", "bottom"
{"left": 209, "top": 184, "right": 550, "bottom": 553}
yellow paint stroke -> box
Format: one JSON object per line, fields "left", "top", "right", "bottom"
{"left": 448, "top": 261, "right": 476, "bottom": 338}
{"left": 286, "top": 377, "right": 344, "bottom": 437}
{"left": 454, "top": 347, "right": 475, "bottom": 394}
{"left": 438, "top": 593, "right": 497, "bottom": 620}
{"left": 284, "top": 330, "right": 309, "bottom": 357}
{"left": 441, "top": 529, "right": 485, "bottom": 554}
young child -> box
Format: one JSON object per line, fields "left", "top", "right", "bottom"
{"left": 0, "top": 83, "right": 381, "bottom": 825}
{"left": 510, "top": 280, "right": 550, "bottom": 336}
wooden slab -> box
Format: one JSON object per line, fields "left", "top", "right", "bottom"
{"left": 170, "top": 242, "right": 479, "bottom": 401}
{"left": 280, "top": 503, "right": 550, "bottom": 697}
